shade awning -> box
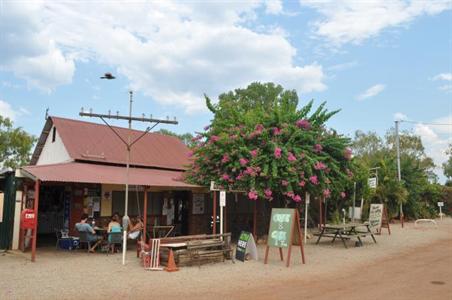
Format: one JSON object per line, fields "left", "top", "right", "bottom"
{"left": 22, "top": 162, "right": 201, "bottom": 189}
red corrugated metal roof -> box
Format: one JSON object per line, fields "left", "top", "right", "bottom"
{"left": 50, "top": 116, "right": 190, "bottom": 170}
{"left": 22, "top": 162, "right": 200, "bottom": 188}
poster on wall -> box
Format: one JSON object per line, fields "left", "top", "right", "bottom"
{"left": 0, "top": 193, "right": 4, "bottom": 223}
{"left": 192, "top": 194, "right": 205, "bottom": 214}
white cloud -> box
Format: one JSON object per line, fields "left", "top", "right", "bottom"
{"left": 300, "top": 0, "right": 451, "bottom": 46}
{"left": 432, "top": 73, "right": 452, "bottom": 93}
{"left": 327, "top": 60, "right": 358, "bottom": 72}
{"left": 0, "top": 2, "right": 75, "bottom": 92}
{"left": 433, "top": 73, "right": 452, "bottom": 81}
{"left": 411, "top": 115, "right": 452, "bottom": 182}
{"left": 0, "top": 100, "right": 17, "bottom": 121}
{"left": 356, "top": 84, "right": 385, "bottom": 100}
{"left": 394, "top": 112, "right": 408, "bottom": 121}
{"left": 1, "top": 1, "right": 326, "bottom": 113}
{"left": 265, "top": 0, "right": 283, "bottom": 14}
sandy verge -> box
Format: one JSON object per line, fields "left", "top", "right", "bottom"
{"left": 1, "top": 218, "right": 451, "bottom": 299}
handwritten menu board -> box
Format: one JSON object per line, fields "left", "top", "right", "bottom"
{"left": 369, "top": 204, "right": 383, "bottom": 230}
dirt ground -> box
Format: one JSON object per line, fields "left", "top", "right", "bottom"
{"left": 1, "top": 218, "right": 451, "bottom": 300}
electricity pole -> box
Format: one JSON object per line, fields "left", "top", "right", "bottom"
{"left": 395, "top": 120, "right": 404, "bottom": 228}
{"left": 80, "top": 90, "right": 178, "bottom": 265}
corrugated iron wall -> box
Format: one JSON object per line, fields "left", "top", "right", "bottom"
{"left": 0, "top": 172, "right": 16, "bottom": 250}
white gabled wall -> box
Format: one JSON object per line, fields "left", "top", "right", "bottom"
{"left": 36, "top": 125, "right": 72, "bottom": 165}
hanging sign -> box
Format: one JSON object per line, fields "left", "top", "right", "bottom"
{"left": 368, "top": 177, "right": 377, "bottom": 188}
{"left": 219, "top": 191, "right": 226, "bottom": 207}
{"left": 369, "top": 204, "right": 383, "bottom": 230}
{"left": 264, "top": 208, "right": 306, "bottom": 267}
{"left": 235, "top": 231, "right": 258, "bottom": 262}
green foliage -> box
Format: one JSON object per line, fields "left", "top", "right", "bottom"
{"left": 0, "top": 115, "right": 36, "bottom": 169}
{"left": 443, "top": 144, "right": 452, "bottom": 181}
{"left": 155, "top": 129, "right": 194, "bottom": 147}
{"left": 186, "top": 82, "right": 354, "bottom": 203}
{"left": 352, "top": 128, "right": 442, "bottom": 220}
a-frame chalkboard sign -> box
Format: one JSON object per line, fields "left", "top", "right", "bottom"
{"left": 264, "top": 208, "right": 306, "bottom": 267}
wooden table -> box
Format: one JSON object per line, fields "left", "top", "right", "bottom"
{"left": 315, "top": 222, "right": 377, "bottom": 248}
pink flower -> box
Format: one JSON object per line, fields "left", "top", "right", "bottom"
{"left": 346, "top": 169, "right": 353, "bottom": 178}
{"left": 298, "top": 180, "right": 306, "bottom": 187}
{"left": 250, "top": 149, "right": 258, "bottom": 157}
{"left": 204, "top": 125, "right": 210, "bottom": 131}
{"left": 293, "top": 195, "right": 302, "bottom": 202}
{"left": 287, "top": 152, "right": 297, "bottom": 162}
{"left": 323, "top": 189, "right": 331, "bottom": 198}
{"left": 248, "top": 190, "right": 258, "bottom": 201}
{"left": 236, "top": 173, "right": 244, "bottom": 181}
{"left": 255, "top": 124, "right": 264, "bottom": 132}
{"left": 273, "top": 127, "right": 282, "bottom": 135}
{"left": 296, "top": 119, "right": 311, "bottom": 130}
{"left": 187, "top": 151, "right": 194, "bottom": 158}
{"left": 314, "top": 161, "right": 327, "bottom": 170}
{"left": 309, "top": 176, "right": 319, "bottom": 185}
{"left": 286, "top": 191, "right": 295, "bottom": 198}
{"left": 264, "top": 188, "right": 272, "bottom": 199}
{"left": 274, "top": 147, "right": 282, "bottom": 159}
{"left": 222, "top": 174, "right": 230, "bottom": 181}
{"left": 244, "top": 167, "right": 256, "bottom": 176}
{"left": 340, "top": 192, "right": 346, "bottom": 198}
{"left": 210, "top": 135, "right": 219, "bottom": 142}
{"left": 344, "top": 148, "right": 353, "bottom": 160}
{"left": 314, "top": 144, "right": 323, "bottom": 153}
{"left": 282, "top": 180, "right": 289, "bottom": 186}
{"left": 239, "top": 158, "right": 249, "bottom": 166}
{"left": 221, "top": 154, "right": 230, "bottom": 163}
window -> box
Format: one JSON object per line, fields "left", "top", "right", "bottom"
{"left": 51, "top": 127, "right": 56, "bottom": 143}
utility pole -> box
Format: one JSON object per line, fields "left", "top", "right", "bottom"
{"left": 80, "top": 90, "right": 178, "bottom": 265}
{"left": 395, "top": 120, "right": 404, "bottom": 228}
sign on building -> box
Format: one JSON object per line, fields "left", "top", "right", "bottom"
{"left": 192, "top": 194, "right": 205, "bottom": 215}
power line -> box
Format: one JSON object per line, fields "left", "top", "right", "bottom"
{"left": 400, "top": 120, "right": 452, "bottom": 126}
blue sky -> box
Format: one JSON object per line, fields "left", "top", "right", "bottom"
{"left": 1, "top": 0, "right": 451, "bottom": 181}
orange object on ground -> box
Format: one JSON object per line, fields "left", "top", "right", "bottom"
{"left": 165, "top": 249, "right": 179, "bottom": 272}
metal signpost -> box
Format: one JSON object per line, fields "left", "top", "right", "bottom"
{"left": 80, "top": 88, "right": 177, "bottom": 265}
{"left": 219, "top": 191, "right": 226, "bottom": 237}
{"left": 438, "top": 202, "right": 444, "bottom": 220}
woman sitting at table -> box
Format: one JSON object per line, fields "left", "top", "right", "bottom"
{"left": 128, "top": 216, "right": 143, "bottom": 240}
{"left": 108, "top": 215, "right": 122, "bottom": 234}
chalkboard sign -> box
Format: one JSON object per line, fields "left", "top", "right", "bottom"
{"left": 369, "top": 204, "right": 383, "bottom": 230}
{"left": 267, "top": 208, "right": 294, "bottom": 248}
{"left": 264, "top": 208, "right": 306, "bottom": 267}
{"left": 235, "top": 231, "right": 257, "bottom": 262}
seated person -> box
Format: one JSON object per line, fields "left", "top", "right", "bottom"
{"left": 108, "top": 215, "right": 122, "bottom": 234}
{"left": 75, "top": 213, "right": 103, "bottom": 252}
{"left": 128, "top": 216, "right": 144, "bottom": 240}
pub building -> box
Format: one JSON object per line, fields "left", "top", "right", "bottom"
{"left": 13, "top": 116, "right": 272, "bottom": 260}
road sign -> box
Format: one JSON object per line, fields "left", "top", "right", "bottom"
{"left": 368, "top": 177, "right": 377, "bottom": 188}
{"left": 220, "top": 191, "right": 226, "bottom": 207}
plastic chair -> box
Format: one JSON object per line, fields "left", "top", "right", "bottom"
{"left": 107, "top": 232, "right": 123, "bottom": 254}
{"left": 78, "top": 231, "right": 92, "bottom": 252}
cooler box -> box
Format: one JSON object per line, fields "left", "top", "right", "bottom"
{"left": 58, "top": 237, "right": 80, "bottom": 250}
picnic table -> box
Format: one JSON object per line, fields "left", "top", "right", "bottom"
{"left": 315, "top": 222, "right": 377, "bottom": 248}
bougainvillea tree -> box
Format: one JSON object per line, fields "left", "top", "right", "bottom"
{"left": 186, "top": 82, "right": 354, "bottom": 203}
